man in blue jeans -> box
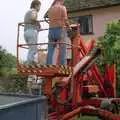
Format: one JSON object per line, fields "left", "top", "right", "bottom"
{"left": 24, "top": 0, "right": 41, "bottom": 64}
{"left": 47, "top": 0, "right": 70, "bottom": 65}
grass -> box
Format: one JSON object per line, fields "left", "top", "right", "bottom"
{"left": 77, "top": 116, "right": 98, "bottom": 120}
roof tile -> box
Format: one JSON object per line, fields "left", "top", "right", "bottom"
{"left": 65, "top": 0, "right": 120, "bottom": 12}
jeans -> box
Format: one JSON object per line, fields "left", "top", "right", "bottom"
{"left": 47, "top": 27, "right": 67, "bottom": 65}
{"left": 24, "top": 29, "right": 38, "bottom": 64}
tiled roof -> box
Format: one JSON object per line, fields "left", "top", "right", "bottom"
{"left": 64, "top": 0, "right": 120, "bottom": 12}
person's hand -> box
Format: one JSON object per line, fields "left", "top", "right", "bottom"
{"left": 36, "top": 21, "right": 41, "bottom": 31}
{"left": 66, "top": 25, "right": 72, "bottom": 30}
{"left": 67, "top": 27, "right": 73, "bottom": 39}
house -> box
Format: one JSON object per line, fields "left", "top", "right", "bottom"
{"left": 65, "top": 0, "right": 120, "bottom": 39}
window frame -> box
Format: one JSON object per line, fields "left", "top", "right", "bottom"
{"left": 71, "top": 15, "right": 93, "bottom": 35}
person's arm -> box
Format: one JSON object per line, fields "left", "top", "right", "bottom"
{"left": 31, "top": 9, "right": 41, "bottom": 31}
{"left": 44, "top": 13, "right": 49, "bottom": 24}
{"left": 63, "top": 6, "right": 71, "bottom": 29}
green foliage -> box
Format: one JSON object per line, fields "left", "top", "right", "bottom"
{"left": 0, "top": 46, "right": 16, "bottom": 76}
{"left": 0, "top": 68, "right": 17, "bottom": 77}
{"left": 77, "top": 116, "right": 97, "bottom": 120}
{"left": 97, "top": 21, "right": 120, "bottom": 96}
{"left": 0, "top": 74, "right": 28, "bottom": 93}
{"left": 0, "top": 46, "right": 28, "bottom": 93}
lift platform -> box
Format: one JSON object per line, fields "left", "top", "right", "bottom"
{"left": 17, "top": 21, "right": 74, "bottom": 77}
{"left": 17, "top": 64, "right": 73, "bottom": 77}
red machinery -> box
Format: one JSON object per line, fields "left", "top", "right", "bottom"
{"left": 17, "top": 22, "right": 120, "bottom": 120}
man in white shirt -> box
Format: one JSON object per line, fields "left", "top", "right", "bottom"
{"left": 24, "top": 0, "right": 41, "bottom": 64}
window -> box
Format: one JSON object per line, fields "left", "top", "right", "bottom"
{"left": 71, "top": 15, "right": 93, "bottom": 34}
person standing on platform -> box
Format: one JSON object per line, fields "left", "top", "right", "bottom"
{"left": 47, "top": 0, "right": 71, "bottom": 65}
{"left": 24, "top": 0, "right": 41, "bottom": 65}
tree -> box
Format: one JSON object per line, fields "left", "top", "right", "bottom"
{"left": 0, "top": 46, "right": 28, "bottom": 93}
{"left": 0, "top": 46, "right": 17, "bottom": 76}
{"left": 97, "top": 21, "right": 120, "bottom": 96}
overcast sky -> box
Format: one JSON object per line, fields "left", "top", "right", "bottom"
{"left": 0, "top": 0, "right": 54, "bottom": 57}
